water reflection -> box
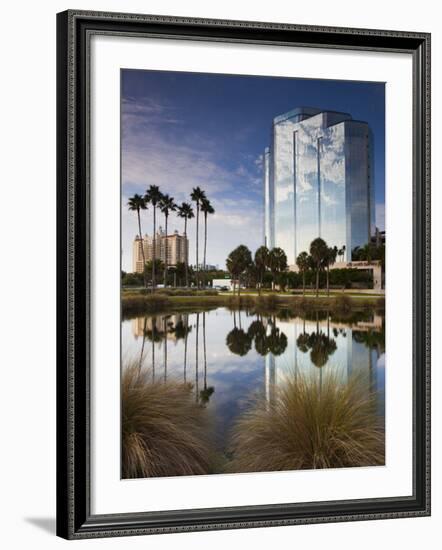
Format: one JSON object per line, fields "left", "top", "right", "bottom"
{"left": 123, "top": 307, "right": 385, "bottom": 453}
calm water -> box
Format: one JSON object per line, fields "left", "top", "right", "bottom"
{"left": 122, "top": 307, "right": 385, "bottom": 455}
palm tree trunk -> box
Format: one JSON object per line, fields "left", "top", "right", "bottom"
{"left": 152, "top": 206, "right": 156, "bottom": 292}
{"left": 316, "top": 265, "right": 319, "bottom": 297}
{"left": 326, "top": 265, "right": 330, "bottom": 296}
{"left": 137, "top": 210, "right": 147, "bottom": 288}
{"left": 303, "top": 272, "right": 306, "bottom": 295}
{"left": 195, "top": 204, "right": 199, "bottom": 289}
{"left": 203, "top": 213, "right": 208, "bottom": 289}
{"left": 184, "top": 217, "right": 189, "bottom": 288}
{"left": 164, "top": 214, "right": 168, "bottom": 287}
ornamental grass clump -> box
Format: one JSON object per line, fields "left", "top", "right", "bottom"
{"left": 227, "top": 372, "right": 384, "bottom": 472}
{"left": 122, "top": 364, "right": 215, "bottom": 478}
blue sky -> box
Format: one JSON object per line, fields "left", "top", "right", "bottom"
{"left": 121, "top": 69, "right": 385, "bottom": 272}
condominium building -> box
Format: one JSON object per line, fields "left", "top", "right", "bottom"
{"left": 263, "top": 107, "right": 375, "bottom": 266}
{"left": 132, "top": 227, "right": 188, "bottom": 273}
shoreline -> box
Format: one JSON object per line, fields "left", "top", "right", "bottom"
{"left": 122, "top": 291, "right": 385, "bottom": 319}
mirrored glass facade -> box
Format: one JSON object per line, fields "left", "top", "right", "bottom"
{"left": 263, "top": 147, "right": 274, "bottom": 248}
{"left": 265, "top": 315, "right": 385, "bottom": 415}
{"left": 263, "top": 108, "right": 374, "bottom": 265}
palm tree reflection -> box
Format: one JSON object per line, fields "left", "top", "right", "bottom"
{"left": 226, "top": 317, "right": 288, "bottom": 358}
{"left": 199, "top": 311, "right": 215, "bottom": 404}
{"left": 145, "top": 317, "right": 162, "bottom": 381}
{"left": 296, "top": 312, "right": 337, "bottom": 388}
{"left": 173, "top": 315, "right": 192, "bottom": 383}
{"left": 266, "top": 322, "right": 288, "bottom": 357}
{"left": 226, "top": 327, "right": 253, "bottom": 356}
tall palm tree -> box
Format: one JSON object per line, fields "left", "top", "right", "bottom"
{"left": 190, "top": 187, "right": 206, "bottom": 289}
{"left": 144, "top": 185, "right": 163, "bottom": 292}
{"left": 310, "top": 237, "right": 328, "bottom": 297}
{"left": 296, "top": 251, "right": 310, "bottom": 295}
{"left": 324, "top": 246, "right": 338, "bottom": 296}
{"left": 255, "top": 245, "right": 270, "bottom": 295}
{"left": 159, "top": 194, "right": 176, "bottom": 287}
{"left": 177, "top": 202, "right": 194, "bottom": 288}
{"left": 226, "top": 245, "right": 252, "bottom": 296}
{"left": 268, "top": 247, "right": 288, "bottom": 290}
{"left": 127, "top": 194, "right": 148, "bottom": 288}
{"left": 200, "top": 198, "right": 215, "bottom": 288}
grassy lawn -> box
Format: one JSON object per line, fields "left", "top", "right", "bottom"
{"left": 122, "top": 288, "right": 384, "bottom": 298}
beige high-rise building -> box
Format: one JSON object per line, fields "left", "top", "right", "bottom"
{"left": 132, "top": 227, "right": 188, "bottom": 273}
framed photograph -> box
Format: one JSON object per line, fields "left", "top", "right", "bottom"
{"left": 56, "top": 10, "right": 431, "bottom": 539}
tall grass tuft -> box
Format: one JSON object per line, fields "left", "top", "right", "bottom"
{"left": 122, "top": 365, "right": 215, "bottom": 478}
{"left": 227, "top": 373, "right": 384, "bottom": 472}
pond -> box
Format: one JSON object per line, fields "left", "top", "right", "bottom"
{"left": 122, "top": 307, "right": 385, "bottom": 468}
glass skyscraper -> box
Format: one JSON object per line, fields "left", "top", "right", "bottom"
{"left": 263, "top": 107, "right": 375, "bottom": 266}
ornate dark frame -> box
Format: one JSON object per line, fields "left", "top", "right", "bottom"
{"left": 56, "top": 9, "right": 431, "bottom": 540}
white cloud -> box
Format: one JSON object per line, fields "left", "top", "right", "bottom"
{"left": 121, "top": 98, "right": 263, "bottom": 271}
{"left": 275, "top": 185, "right": 293, "bottom": 204}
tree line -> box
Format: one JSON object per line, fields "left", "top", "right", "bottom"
{"left": 128, "top": 185, "right": 215, "bottom": 291}
{"left": 225, "top": 238, "right": 348, "bottom": 296}
{"left": 296, "top": 238, "right": 341, "bottom": 297}
{"left": 226, "top": 244, "right": 288, "bottom": 296}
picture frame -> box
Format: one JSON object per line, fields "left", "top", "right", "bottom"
{"left": 56, "top": 9, "right": 431, "bottom": 539}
